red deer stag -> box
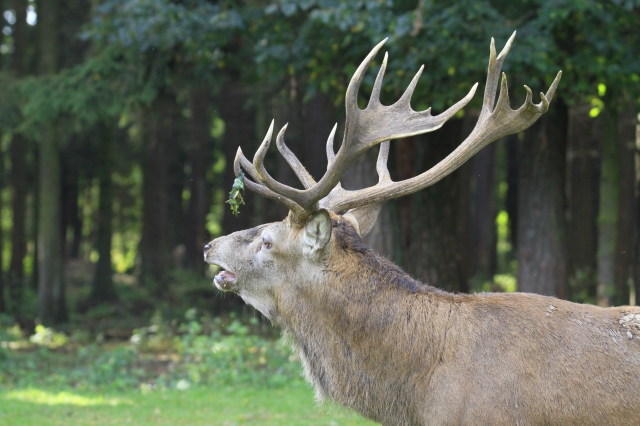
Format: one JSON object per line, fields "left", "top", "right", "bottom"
{"left": 204, "top": 33, "right": 640, "bottom": 425}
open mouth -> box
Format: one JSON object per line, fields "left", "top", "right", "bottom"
{"left": 214, "top": 270, "right": 237, "bottom": 291}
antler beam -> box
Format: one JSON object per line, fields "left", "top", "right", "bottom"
{"left": 323, "top": 32, "right": 561, "bottom": 214}
{"left": 234, "top": 31, "right": 561, "bottom": 223}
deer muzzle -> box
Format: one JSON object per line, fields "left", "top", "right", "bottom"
{"left": 214, "top": 270, "right": 237, "bottom": 291}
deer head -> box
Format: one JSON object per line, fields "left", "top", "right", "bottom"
{"left": 204, "top": 32, "right": 561, "bottom": 322}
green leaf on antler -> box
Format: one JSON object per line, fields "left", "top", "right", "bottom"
{"left": 227, "top": 172, "right": 245, "bottom": 216}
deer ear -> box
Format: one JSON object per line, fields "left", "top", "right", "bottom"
{"left": 303, "top": 209, "right": 332, "bottom": 260}
{"left": 343, "top": 203, "right": 382, "bottom": 237}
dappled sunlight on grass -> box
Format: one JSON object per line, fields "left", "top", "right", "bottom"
{"left": 0, "top": 385, "right": 376, "bottom": 425}
{"left": 4, "top": 389, "right": 131, "bottom": 406}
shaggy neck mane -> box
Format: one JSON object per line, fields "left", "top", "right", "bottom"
{"left": 280, "top": 218, "right": 458, "bottom": 425}
{"left": 331, "top": 218, "right": 446, "bottom": 295}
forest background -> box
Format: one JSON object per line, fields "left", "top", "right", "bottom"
{"left": 0, "top": 0, "right": 639, "bottom": 423}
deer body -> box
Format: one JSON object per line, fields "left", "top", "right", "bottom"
{"left": 207, "top": 218, "right": 640, "bottom": 425}
{"left": 204, "top": 34, "right": 639, "bottom": 424}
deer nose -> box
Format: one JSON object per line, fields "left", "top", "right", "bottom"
{"left": 204, "top": 244, "right": 211, "bottom": 253}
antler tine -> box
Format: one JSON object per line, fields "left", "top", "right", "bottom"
{"left": 233, "top": 147, "right": 306, "bottom": 216}
{"left": 396, "top": 65, "right": 425, "bottom": 106}
{"left": 252, "top": 119, "right": 275, "bottom": 183}
{"left": 376, "top": 141, "right": 391, "bottom": 182}
{"left": 494, "top": 72, "right": 511, "bottom": 113}
{"left": 368, "top": 52, "right": 388, "bottom": 108}
{"left": 251, "top": 120, "right": 320, "bottom": 212}
{"left": 234, "top": 147, "right": 263, "bottom": 184}
{"left": 276, "top": 124, "right": 317, "bottom": 189}
{"left": 326, "top": 123, "right": 338, "bottom": 169}
{"left": 481, "top": 31, "right": 516, "bottom": 120}
{"left": 324, "top": 33, "right": 562, "bottom": 214}
{"left": 344, "top": 38, "right": 389, "bottom": 124}
{"left": 545, "top": 71, "right": 562, "bottom": 103}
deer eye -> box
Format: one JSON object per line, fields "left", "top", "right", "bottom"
{"left": 262, "top": 238, "right": 272, "bottom": 249}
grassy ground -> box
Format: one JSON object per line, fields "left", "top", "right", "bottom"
{"left": 0, "top": 380, "right": 376, "bottom": 426}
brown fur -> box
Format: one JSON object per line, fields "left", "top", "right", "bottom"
{"left": 206, "top": 215, "right": 640, "bottom": 426}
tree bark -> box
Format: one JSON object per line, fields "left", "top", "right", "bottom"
{"left": 397, "top": 137, "right": 416, "bottom": 267}
{"left": 8, "top": 136, "right": 27, "bottom": 313}
{"left": 517, "top": 101, "right": 568, "bottom": 297}
{"left": 342, "top": 146, "right": 399, "bottom": 259}
{"left": 566, "top": 104, "right": 601, "bottom": 301}
{"left": 0, "top": 132, "right": 5, "bottom": 312}
{"left": 7, "top": 0, "right": 29, "bottom": 314}
{"left": 184, "top": 87, "right": 213, "bottom": 270}
{"left": 402, "top": 118, "right": 470, "bottom": 292}
{"left": 302, "top": 93, "right": 334, "bottom": 183}
{"left": 635, "top": 123, "right": 640, "bottom": 305}
{"left": 140, "top": 93, "right": 174, "bottom": 291}
{"left": 505, "top": 135, "right": 520, "bottom": 254}
{"left": 597, "top": 109, "right": 619, "bottom": 306}
{"left": 469, "top": 142, "right": 497, "bottom": 281}
{"left": 90, "top": 123, "right": 117, "bottom": 302}
{"left": 613, "top": 106, "right": 637, "bottom": 306}
{"left": 166, "top": 111, "right": 186, "bottom": 257}
{"left": 37, "top": 0, "right": 67, "bottom": 323}
{"left": 60, "top": 144, "right": 81, "bottom": 260}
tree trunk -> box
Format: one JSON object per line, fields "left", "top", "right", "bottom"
{"left": 8, "top": 136, "right": 27, "bottom": 313}
{"left": 597, "top": 109, "right": 619, "bottom": 306}
{"left": 613, "top": 106, "right": 637, "bottom": 306}
{"left": 61, "top": 144, "right": 81, "bottom": 260}
{"left": 517, "top": 101, "right": 568, "bottom": 297}
{"left": 469, "top": 142, "right": 497, "bottom": 281}
{"left": 566, "top": 104, "right": 601, "bottom": 301}
{"left": 166, "top": 112, "right": 185, "bottom": 257}
{"left": 302, "top": 93, "right": 334, "bottom": 183}
{"left": 31, "top": 145, "right": 39, "bottom": 292}
{"left": 397, "top": 137, "right": 416, "bottom": 268}
{"left": 0, "top": 133, "right": 5, "bottom": 312}
{"left": 403, "top": 118, "right": 469, "bottom": 292}
{"left": 8, "top": 0, "right": 29, "bottom": 314}
{"left": 505, "top": 135, "right": 520, "bottom": 254}
{"left": 140, "top": 93, "right": 174, "bottom": 291}
{"left": 456, "top": 141, "right": 473, "bottom": 291}
{"left": 90, "top": 123, "right": 117, "bottom": 302}
{"left": 184, "top": 87, "right": 212, "bottom": 270}
{"left": 37, "top": 0, "right": 67, "bottom": 323}
{"left": 635, "top": 121, "right": 640, "bottom": 305}
{"left": 342, "top": 146, "right": 399, "bottom": 259}
{"left": 37, "top": 125, "right": 66, "bottom": 323}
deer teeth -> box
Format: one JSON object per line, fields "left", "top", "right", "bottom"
{"left": 214, "top": 270, "right": 237, "bottom": 290}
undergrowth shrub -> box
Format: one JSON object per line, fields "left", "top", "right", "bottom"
{"left": 170, "top": 313, "right": 298, "bottom": 388}
{"left": 0, "top": 309, "right": 300, "bottom": 392}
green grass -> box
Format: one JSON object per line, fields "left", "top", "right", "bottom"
{"left": 0, "top": 381, "right": 377, "bottom": 425}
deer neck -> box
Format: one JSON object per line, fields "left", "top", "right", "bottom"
{"left": 277, "top": 248, "right": 458, "bottom": 421}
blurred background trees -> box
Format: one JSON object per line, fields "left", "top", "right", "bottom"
{"left": 0, "top": 0, "right": 639, "bottom": 325}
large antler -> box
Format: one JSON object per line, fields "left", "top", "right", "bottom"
{"left": 235, "top": 31, "right": 561, "bottom": 224}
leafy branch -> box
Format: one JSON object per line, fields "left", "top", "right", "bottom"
{"left": 227, "top": 172, "right": 245, "bottom": 216}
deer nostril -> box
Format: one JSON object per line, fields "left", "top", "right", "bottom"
{"left": 204, "top": 244, "right": 211, "bottom": 252}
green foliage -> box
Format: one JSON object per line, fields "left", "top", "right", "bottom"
{"left": 226, "top": 172, "right": 245, "bottom": 216}
{"left": 6, "top": 0, "right": 640, "bottom": 137}
{"left": 0, "top": 311, "right": 299, "bottom": 392}
{"left": 173, "top": 313, "right": 299, "bottom": 388}
{"left": 29, "top": 325, "right": 69, "bottom": 349}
